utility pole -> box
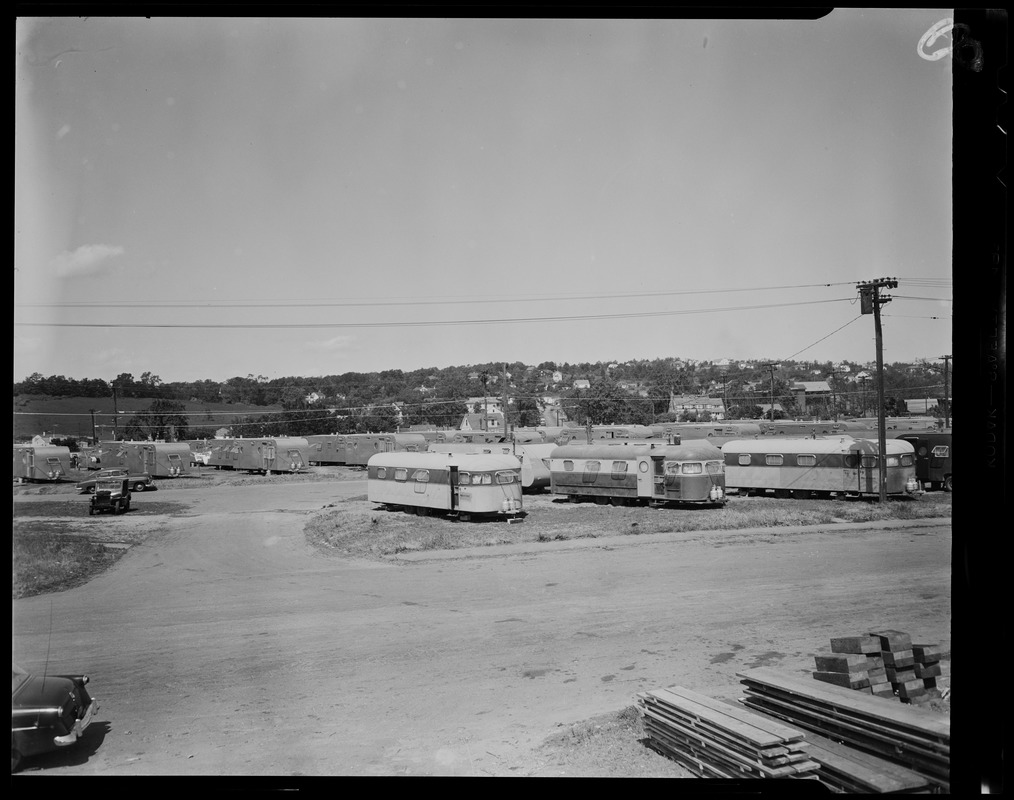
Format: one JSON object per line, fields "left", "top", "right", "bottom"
{"left": 938, "top": 354, "right": 951, "bottom": 429}
{"left": 857, "top": 277, "right": 898, "bottom": 502}
{"left": 111, "top": 385, "right": 119, "bottom": 437}
{"left": 502, "top": 363, "right": 510, "bottom": 439}
{"left": 90, "top": 409, "right": 98, "bottom": 445}
{"left": 762, "top": 363, "right": 779, "bottom": 423}
{"left": 480, "top": 370, "right": 489, "bottom": 432}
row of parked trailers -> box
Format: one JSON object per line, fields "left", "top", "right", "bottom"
{"left": 366, "top": 431, "right": 949, "bottom": 519}
{"left": 13, "top": 422, "right": 951, "bottom": 497}
{"left": 13, "top": 441, "right": 194, "bottom": 482}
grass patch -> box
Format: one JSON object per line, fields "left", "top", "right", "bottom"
{"left": 12, "top": 522, "right": 130, "bottom": 598}
{"left": 304, "top": 492, "right": 952, "bottom": 560}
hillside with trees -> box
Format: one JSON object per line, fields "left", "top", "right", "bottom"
{"left": 13, "top": 358, "right": 951, "bottom": 443}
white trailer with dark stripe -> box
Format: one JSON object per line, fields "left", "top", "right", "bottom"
{"left": 721, "top": 436, "right": 920, "bottom": 498}
{"left": 423, "top": 441, "right": 555, "bottom": 492}
{"left": 367, "top": 451, "right": 522, "bottom": 520}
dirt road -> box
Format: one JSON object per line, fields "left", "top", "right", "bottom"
{"left": 11, "top": 479, "right": 951, "bottom": 778}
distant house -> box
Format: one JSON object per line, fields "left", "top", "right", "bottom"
{"left": 667, "top": 394, "right": 726, "bottom": 420}
{"left": 790, "top": 381, "right": 831, "bottom": 415}
{"left": 460, "top": 412, "right": 504, "bottom": 433}
{"left": 465, "top": 396, "right": 504, "bottom": 415}
{"left": 572, "top": 379, "right": 591, "bottom": 390}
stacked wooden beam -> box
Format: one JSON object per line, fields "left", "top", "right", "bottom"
{"left": 636, "top": 686, "right": 821, "bottom": 780}
{"left": 817, "top": 631, "right": 949, "bottom": 705}
{"left": 737, "top": 666, "right": 950, "bottom": 791}
{"left": 869, "top": 629, "right": 931, "bottom": 705}
{"left": 912, "top": 642, "right": 949, "bottom": 695}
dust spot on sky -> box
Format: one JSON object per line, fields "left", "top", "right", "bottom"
{"left": 522, "top": 668, "right": 550, "bottom": 679}
{"left": 601, "top": 675, "right": 615, "bottom": 682}
{"left": 621, "top": 664, "right": 636, "bottom": 671}
{"left": 495, "top": 617, "right": 524, "bottom": 624}
{"left": 710, "top": 652, "right": 736, "bottom": 665}
{"left": 402, "top": 601, "right": 420, "bottom": 606}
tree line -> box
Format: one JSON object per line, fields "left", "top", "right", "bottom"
{"left": 15, "top": 358, "right": 950, "bottom": 443}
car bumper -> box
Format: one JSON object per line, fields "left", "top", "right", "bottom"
{"left": 53, "top": 699, "right": 98, "bottom": 746}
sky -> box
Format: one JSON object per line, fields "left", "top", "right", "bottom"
{"left": 14, "top": 11, "right": 955, "bottom": 385}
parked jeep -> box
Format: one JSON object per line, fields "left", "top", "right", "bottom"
{"left": 89, "top": 478, "right": 131, "bottom": 515}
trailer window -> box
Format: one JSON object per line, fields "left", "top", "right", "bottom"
{"left": 900, "top": 454, "right": 914, "bottom": 467}
{"left": 495, "top": 471, "right": 516, "bottom": 484}
{"left": 478, "top": 473, "right": 492, "bottom": 485}
{"left": 583, "top": 461, "right": 600, "bottom": 483}
{"left": 796, "top": 454, "right": 816, "bottom": 467}
{"left": 861, "top": 455, "right": 878, "bottom": 468}
{"left": 681, "top": 462, "right": 703, "bottom": 474}
{"left": 377, "top": 467, "right": 387, "bottom": 479}
{"left": 413, "top": 470, "right": 430, "bottom": 482}
{"left": 765, "top": 454, "right": 784, "bottom": 466}
{"left": 563, "top": 460, "right": 575, "bottom": 471}
{"left": 611, "top": 461, "right": 628, "bottom": 476}
{"left": 844, "top": 454, "right": 859, "bottom": 469}
{"left": 931, "top": 445, "right": 949, "bottom": 458}
{"left": 457, "top": 471, "right": 469, "bottom": 484}
{"left": 737, "top": 453, "right": 752, "bottom": 466}
{"left": 664, "top": 463, "right": 680, "bottom": 476}
{"left": 706, "top": 461, "right": 724, "bottom": 474}
{"left": 886, "top": 455, "right": 901, "bottom": 467}
{"left": 394, "top": 468, "right": 408, "bottom": 481}
{"left": 586, "top": 461, "right": 600, "bottom": 473}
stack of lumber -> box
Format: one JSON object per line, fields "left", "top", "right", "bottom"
{"left": 813, "top": 636, "right": 893, "bottom": 698}
{"left": 869, "top": 629, "right": 931, "bottom": 705}
{"left": 911, "top": 642, "right": 948, "bottom": 694}
{"left": 737, "top": 666, "right": 950, "bottom": 791}
{"left": 817, "top": 631, "right": 949, "bottom": 705}
{"left": 636, "top": 686, "right": 820, "bottom": 780}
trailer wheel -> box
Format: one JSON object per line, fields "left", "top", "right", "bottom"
{"left": 134, "top": 481, "right": 147, "bottom": 492}
{"left": 88, "top": 507, "right": 95, "bottom": 516}
{"left": 943, "top": 475, "right": 952, "bottom": 492}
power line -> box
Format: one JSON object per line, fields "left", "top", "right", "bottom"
{"left": 12, "top": 281, "right": 862, "bottom": 311}
{"left": 14, "top": 297, "right": 854, "bottom": 330}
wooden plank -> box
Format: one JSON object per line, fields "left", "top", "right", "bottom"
{"left": 640, "top": 706, "right": 812, "bottom": 767}
{"left": 868, "top": 629, "right": 913, "bottom": 651}
{"left": 639, "top": 702, "right": 807, "bottom": 764}
{"left": 794, "top": 734, "right": 933, "bottom": 793}
{"left": 641, "top": 688, "right": 798, "bottom": 748}
{"left": 738, "top": 685, "right": 949, "bottom": 758}
{"left": 740, "top": 695, "right": 950, "bottom": 783}
{"left": 643, "top": 719, "right": 820, "bottom": 779}
{"left": 737, "top": 667, "right": 951, "bottom": 739}
{"left": 742, "top": 704, "right": 935, "bottom": 793}
{"left": 830, "top": 635, "right": 882, "bottom": 654}
{"left": 814, "top": 653, "right": 871, "bottom": 673}
{"left": 650, "top": 685, "right": 808, "bottom": 742}
{"left": 813, "top": 670, "right": 870, "bottom": 689}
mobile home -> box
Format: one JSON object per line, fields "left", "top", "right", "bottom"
{"left": 98, "top": 441, "right": 193, "bottom": 478}
{"left": 13, "top": 445, "right": 73, "bottom": 482}
{"left": 206, "top": 437, "right": 312, "bottom": 473}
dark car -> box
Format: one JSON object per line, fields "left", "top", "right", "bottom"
{"left": 12, "top": 663, "right": 98, "bottom": 773}
{"left": 76, "top": 468, "right": 152, "bottom": 494}
{"left": 89, "top": 478, "right": 131, "bottom": 515}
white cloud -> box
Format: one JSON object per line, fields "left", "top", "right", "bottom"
{"left": 51, "top": 244, "right": 126, "bottom": 278}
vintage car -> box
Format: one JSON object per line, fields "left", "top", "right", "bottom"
{"left": 12, "top": 663, "right": 98, "bottom": 772}
{"left": 88, "top": 478, "right": 131, "bottom": 515}
{"left": 76, "top": 468, "right": 152, "bottom": 494}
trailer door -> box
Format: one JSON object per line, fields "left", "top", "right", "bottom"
{"left": 263, "top": 444, "right": 276, "bottom": 470}
{"left": 449, "top": 466, "right": 458, "bottom": 511}
{"left": 142, "top": 445, "right": 156, "bottom": 473}
{"left": 635, "top": 457, "right": 653, "bottom": 498}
